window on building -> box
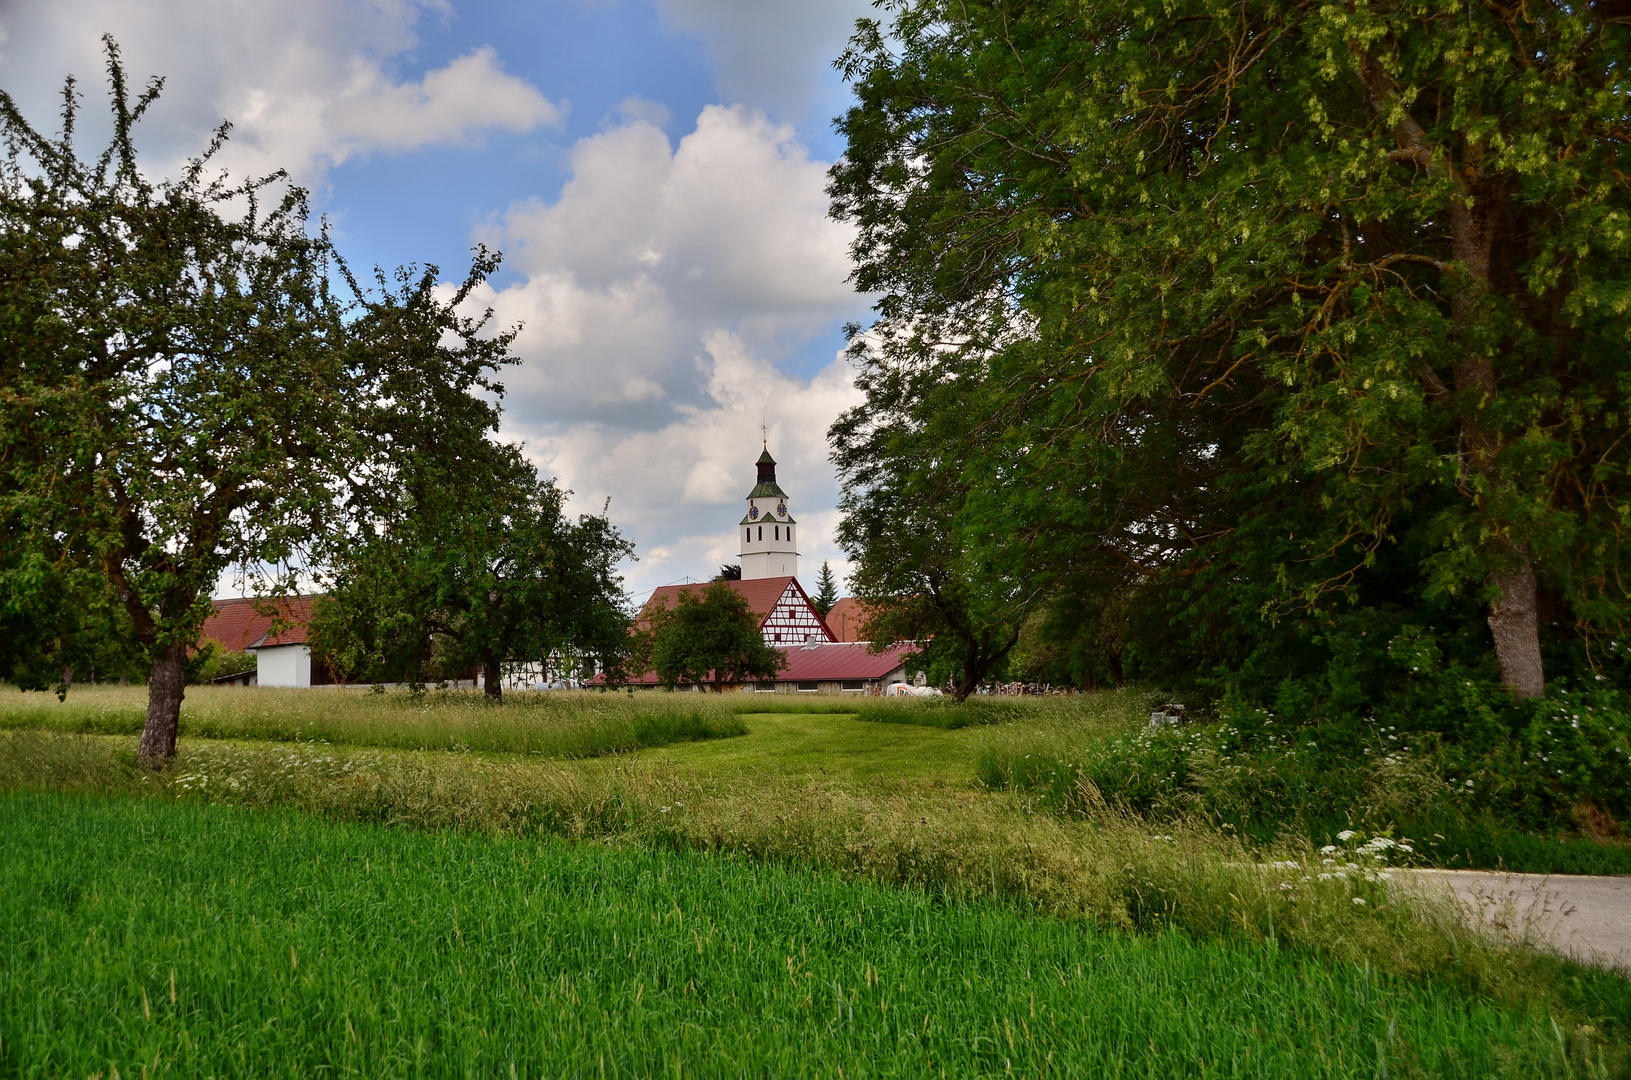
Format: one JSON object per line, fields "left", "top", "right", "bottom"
{"left": 745, "top": 529, "right": 750, "bottom": 543}
{"left": 758, "top": 526, "right": 762, "bottom": 541}
{"left": 756, "top": 681, "right": 777, "bottom": 692}
{"left": 841, "top": 681, "right": 863, "bottom": 692}
{"left": 797, "top": 681, "right": 818, "bottom": 692}
{"left": 774, "top": 525, "right": 780, "bottom": 540}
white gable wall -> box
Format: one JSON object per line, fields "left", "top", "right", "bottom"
{"left": 256, "top": 644, "right": 312, "bottom": 688}
{"left": 760, "top": 582, "right": 831, "bottom": 645}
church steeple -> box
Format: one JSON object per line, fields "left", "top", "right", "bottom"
{"left": 739, "top": 444, "right": 797, "bottom": 580}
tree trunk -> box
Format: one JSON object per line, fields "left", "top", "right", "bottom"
{"left": 1107, "top": 650, "right": 1125, "bottom": 690}
{"left": 1487, "top": 547, "right": 1545, "bottom": 699}
{"left": 1360, "top": 57, "right": 1546, "bottom": 698}
{"left": 137, "top": 644, "right": 187, "bottom": 769}
{"left": 482, "top": 655, "right": 503, "bottom": 701}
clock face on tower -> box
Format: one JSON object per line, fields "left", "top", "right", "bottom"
{"left": 776, "top": 501, "right": 787, "bottom": 517}
{"left": 748, "top": 505, "right": 759, "bottom": 520}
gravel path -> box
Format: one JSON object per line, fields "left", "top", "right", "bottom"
{"left": 1395, "top": 869, "right": 1631, "bottom": 974}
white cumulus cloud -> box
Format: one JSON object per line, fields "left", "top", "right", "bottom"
{"left": 656, "top": 0, "right": 875, "bottom": 120}
{"left": 0, "top": 0, "right": 559, "bottom": 186}
{"left": 472, "top": 105, "right": 870, "bottom": 598}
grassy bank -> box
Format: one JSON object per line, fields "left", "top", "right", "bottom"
{"left": 7, "top": 684, "right": 1629, "bottom": 874}
{"left": 3, "top": 791, "right": 1615, "bottom": 1078}
{"left": 973, "top": 709, "right": 1631, "bottom": 876}
{"left": 0, "top": 685, "right": 746, "bottom": 758}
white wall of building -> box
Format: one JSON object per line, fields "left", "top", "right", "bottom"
{"left": 739, "top": 514, "right": 797, "bottom": 580}
{"left": 255, "top": 644, "right": 311, "bottom": 688}
{"left": 741, "top": 549, "right": 798, "bottom": 579}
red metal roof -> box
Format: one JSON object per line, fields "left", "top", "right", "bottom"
{"left": 775, "top": 640, "right": 916, "bottom": 681}
{"left": 823, "top": 597, "right": 872, "bottom": 643}
{"left": 607, "top": 640, "right": 916, "bottom": 687}
{"left": 198, "top": 596, "right": 318, "bottom": 652}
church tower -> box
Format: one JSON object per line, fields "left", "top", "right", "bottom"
{"left": 739, "top": 445, "right": 798, "bottom": 580}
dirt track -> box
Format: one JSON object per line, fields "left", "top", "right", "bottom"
{"left": 1397, "top": 869, "right": 1631, "bottom": 974}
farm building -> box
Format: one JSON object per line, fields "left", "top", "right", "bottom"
{"left": 615, "top": 638, "right": 917, "bottom": 694}
{"left": 638, "top": 575, "right": 835, "bottom": 647}
{"left": 197, "top": 596, "right": 333, "bottom": 688}
{"left": 614, "top": 446, "right": 920, "bottom": 693}
{"left": 823, "top": 597, "right": 871, "bottom": 643}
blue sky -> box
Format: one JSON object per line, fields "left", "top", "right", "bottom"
{"left": 0, "top": 0, "right": 879, "bottom": 601}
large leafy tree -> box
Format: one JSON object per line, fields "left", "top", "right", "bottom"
{"left": 831, "top": 357, "right": 1035, "bottom": 699}
{"left": 0, "top": 43, "right": 356, "bottom": 765}
{"left": 309, "top": 256, "right": 635, "bottom": 700}
{"left": 829, "top": 0, "right": 1631, "bottom": 701}
{"left": 0, "top": 42, "right": 518, "bottom": 763}
{"left": 643, "top": 581, "right": 786, "bottom": 693}
{"left": 310, "top": 441, "right": 635, "bottom": 700}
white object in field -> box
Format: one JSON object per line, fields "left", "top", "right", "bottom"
{"left": 885, "top": 682, "right": 941, "bottom": 697}
{"left": 1148, "top": 704, "right": 1188, "bottom": 729}
{"left": 255, "top": 643, "right": 311, "bottom": 687}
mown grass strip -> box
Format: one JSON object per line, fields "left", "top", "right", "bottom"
{"left": 2, "top": 792, "right": 1611, "bottom": 1078}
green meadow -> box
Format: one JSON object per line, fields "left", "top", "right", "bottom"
{"left": 0, "top": 793, "right": 1600, "bottom": 1079}
{"left": 3, "top": 686, "right": 1629, "bottom": 1076}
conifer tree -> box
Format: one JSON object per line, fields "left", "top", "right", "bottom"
{"left": 812, "top": 561, "right": 839, "bottom": 617}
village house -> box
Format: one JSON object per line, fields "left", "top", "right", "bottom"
{"left": 198, "top": 446, "right": 912, "bottom": 693}
{"left": 618, "top": 445, "right": 918, "bottom": 694}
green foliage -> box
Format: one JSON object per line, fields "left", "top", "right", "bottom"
{"left": 188, "top": 641, "right": 256, "bottom": 686}
{"left": 0, "top": 40, "right": 355, "bottom": 701}
{"left": 830, "top": 350, "right": 1030, "bottom": 701}
{"left": 8, "top": 794, "right": 1612, "bottom": 1078}
{"left": 0, "top": 42, "right": 542, "bottom": 762}
{"left": 828, "top": 0, "right": 1631, "bottom": 709}
{"left": 307, "top": 246, "right": 636, "bottom": 698}
{"left": 643, "top": 580, "right": 786, "bottom": 692}
{"left": 0, "top": 549, "right": 145, "bottom": 695}
{"left": 311, "top": 445, "right": 634, "bottom": 698}
{"left": 977, "top": 678, "right": 1631, "bottom": 869}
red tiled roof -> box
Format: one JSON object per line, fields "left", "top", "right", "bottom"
{"left": 824, "top": 597, "right": 873, "bottom": 643}
{"left": 198, "top": 596, "right": 319, "bottom": 652}
{"left": 639, "top": 577, "right": 798, "bottom": 626}
{"left": 639, "top": 578, "right": 834, "bottom": 641}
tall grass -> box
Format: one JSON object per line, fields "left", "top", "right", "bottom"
{"left": 5, "top": 791, "right": 1617, "bottom": 1078}
{"left": 0, "top": 684, "right": 745, "bottom": 757}
{"left": 4, "top": 727, "right": 1627, "bottom": 1042}
{"left": 973, "top": 713, "right": 1631, "bottom": 874}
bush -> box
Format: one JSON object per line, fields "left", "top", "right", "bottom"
{"left": 190, "top": 640, "right": 257, "bottom": 684}
{"left": 978, "top": 676, "right": 1631, "bottom": 868}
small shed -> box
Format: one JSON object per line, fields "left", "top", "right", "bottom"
{"left": 198, "top": 596, "right": 332, "bottom": 688}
